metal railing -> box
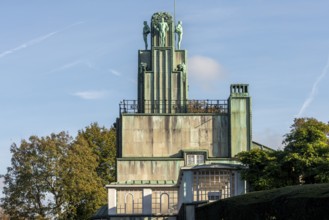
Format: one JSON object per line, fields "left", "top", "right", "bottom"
{"left": 119, "top": 100, "right": 228, "bottom": 114}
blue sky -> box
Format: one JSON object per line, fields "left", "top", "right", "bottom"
{"left": 0, "top": 0, "right": 329, "bottom": 178}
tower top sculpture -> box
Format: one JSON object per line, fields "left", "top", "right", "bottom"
{"left": 138, "top": 12, "right": 188, "bottom": 113}
{"left": 143, "top": 12, "right": 183, "bottom": 50}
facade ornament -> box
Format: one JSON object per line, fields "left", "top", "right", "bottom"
{"left": 139, "top": 62, "right": 148, "bottom": 83}
{"left": 177, "top": 62, "right": 186, "bottom": 81}
{"left": 139, "top": 62, "right": 148, "bottom": 74}
{"left": 177, "top": 62, "right": 186, "bottom": 72}
{"left": 143, "top": 21, "right": 151, "bottom": 50}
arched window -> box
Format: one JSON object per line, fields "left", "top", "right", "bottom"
{"left": 125, "top": 193, "right": 134, "bottom": 213}
{"left": 160, "top": 193, "right": 169, "bottom": 213}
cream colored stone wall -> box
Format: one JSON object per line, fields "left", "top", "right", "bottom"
{"left": 120, "top": 115, "right": 229, "bottom": 158}
{"left": 117, "top": 160, "right": 184, "bottom": 182}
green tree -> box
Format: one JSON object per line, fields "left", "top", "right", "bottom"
{"left": 77, "top": 123, "right": 116, "bottom": 185}
{"left": 236, "top": 149, "right": 285, "bottom": 191}
{"left": 61, "top": 136, "right": 106, "bottom": 219}
{"left": 282, "top": 118, "right": 329, "bottom": 184}
{"left": 237, "top": 118, "right": 329, "bottom": 191}
{"left": 1, "top": 132, "right": 71, "bottom": 219}
{"left": 1, "top": 130, "right": 109, "bottom": 219}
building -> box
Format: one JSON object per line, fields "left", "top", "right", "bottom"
{"left": 94, "top": 11, "right": 265, "bottom": 220}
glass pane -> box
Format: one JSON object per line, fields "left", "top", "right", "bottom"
{"left": 187, "top": 155, "right": 195, "bottom": 165}
{"left": 196, "top": 155, "right": 204, "bottom": 164}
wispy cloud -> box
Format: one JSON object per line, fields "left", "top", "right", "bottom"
{"left": 72, "top": 90, "right": 108, "bottom": 100}
{"left": 61, "top": 21, "right": 84, "bottom": 31}
{"left": 86, "top": 61, "right": 98, "bottom": 70}
{"left": 297, "top": 54, "right": 329, "bottom": 117}
{"left": 189, "top": 55, "right": 226, "bottom": 81}
{"left": 48, "top": 60, "right": 83, "bottom": 74}
{"left": 0, "top": 21, "right": 84, "bottom": 59}
{"left": 47, "top": 59, "right": 99, "bottom": 74}
{"left": 109, "top": 69, "right": 122, "bottom": 76}
{"left": 0, "top": 32, "right": 56, "bottom": 59}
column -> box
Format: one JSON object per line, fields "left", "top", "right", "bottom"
{"left": 108, "top": 188, "right": 117, "bottom": 214}
{"left": 143, "top": 188, "right": 152, "bottom": 214}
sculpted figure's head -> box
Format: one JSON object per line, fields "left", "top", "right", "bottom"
{"left": 144, "top": 21, "right": 147, "bottom": 25}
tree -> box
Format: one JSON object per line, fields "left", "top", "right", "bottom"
{"left": 1, "top": 133, "right": 71, "bottom": 219}
{"left": 282, "top": 118, "right": 329, "bottom": 184}
{"left": 1, "top": 130, "right": 108, "bottom": 219}
{"left": 61, "top": 136, "right": 106, "bottom": 219}
{"left": 237, "top": 118, "right": 329, "bottom": 191}
{"left": 236, "top": 149, "right": 286, "bottom": 191}
{"left": 0, "top": 207, "right": 10, "bottom": 220}
{"left": 77, "top": 123, "right": 116, "bottom": 185}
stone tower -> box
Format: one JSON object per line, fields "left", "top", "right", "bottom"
{"left": 95, "top": 12, "right": 262, "bottom": 220}
{"left": 138, "top": 12, "right": 187, "bottom": 113}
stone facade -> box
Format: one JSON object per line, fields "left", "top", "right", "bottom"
{"left": 99, "top": 12, "right": 257, "bottom": 220}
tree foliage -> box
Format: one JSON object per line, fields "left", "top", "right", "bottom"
{"left": 1, "top": 123, "right": 116, "bottom": 219}
{"left": 236, "top": 149, "right": 279, "bottom": 191}
{"left": 237, "top": 118, "right": 329, "bottom": 191}
{"left": 77, "top": 122, "right": 116, "bottom": 185}
{"left": 283, "top": 118, "right": 329, "bottom": 184}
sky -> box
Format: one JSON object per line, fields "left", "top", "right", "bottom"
{"left": 0, "top": 0, "right": 329, "bottom": 179}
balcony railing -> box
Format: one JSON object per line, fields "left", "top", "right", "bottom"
{"left": 119, "top": 100, "right": 228, "bottom": 114}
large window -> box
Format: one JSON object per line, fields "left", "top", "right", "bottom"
{"left": 193, "top": 170, "right": 234, "bottom": 201}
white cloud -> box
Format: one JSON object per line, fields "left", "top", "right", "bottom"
{"left": 189, "top": 55, "right": 226, "bottom": 81}
{"left": 72, "top": 90, "right": 108, "bottom": 100}
{"left": 110, "top": 69, "right": 122, "bottom": 76}
{"left": 297, "top": 54, "right": 329, "bottom": 117}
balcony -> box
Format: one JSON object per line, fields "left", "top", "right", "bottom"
{"left": 119, "top": 100, "right": 228, "bottom": 114}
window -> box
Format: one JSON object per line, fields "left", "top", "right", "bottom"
{"left": 186, "top": 154, "right": 205, "bottom": 166}
{"left": 152, "top": 189, "right": 178, "bottom": 214}
{"left": 125, "top": 193, "right": 134, "bottom": 213}
{"left": 193, "top": 170, "right": 233, "bottom": 201}
{"left": 117, "top": 190, "right": 143, "bottom": 214}
{"left": 160, "top": 193, "right": 169, "bottom": 213}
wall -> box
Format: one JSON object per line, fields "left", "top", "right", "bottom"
{"left": 117, "top": 160, "right": 184, "bottom": 182}
{"left": 229, "top": 96, "right": 251, "bottom": 156}
{"left": 120, "top": 114, "right": 229, "bottom": 158}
